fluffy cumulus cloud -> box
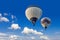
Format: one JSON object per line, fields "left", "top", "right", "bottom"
{"left": 9, "top": 24, "right": 20, "bottom": 30}
{"left": 21, "top": 27, "right": 50, "bottom": 40}
{"left": 0, "top": 13, "right": 9, "bottom": 22}
{"left": 0, "top": 17, "right": 9, "bottom": 22}
{"left": 22, "top": 27, "right": 43, "bottom": 35}
{"left": 0, "top": 13, "right": 17, "bottom": 23}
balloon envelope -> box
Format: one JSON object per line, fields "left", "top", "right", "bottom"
{"left": 41, "top": 17, "right": 51, "bottom": 29}
{"left": 25, "top": 7, "right": 42, "bottom": 20}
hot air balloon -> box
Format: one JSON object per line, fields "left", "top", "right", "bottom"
{"left": 25, "top": 6, "right": 42, "bottom": 26}
{"left": 41, "top": 17, "right": 51, "bottom": 29}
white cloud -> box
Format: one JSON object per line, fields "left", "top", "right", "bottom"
{"left": 11, "top": 15, "right": 16, "bottom": 19}
{"left": 11, "top": 15, "right": 17, "bottom": 23}
{"left": 0, "top": 33, "right": 8, "bottom": 40}
{"left": 0, "top": 33, "right": 7, "bottom": 36}
{"left": 0, "top": 32, "right": 20, "bottom": 40}
{"left": 31, "top": 36, "right": 35, "bottom": 40}
{"left": 21, "top": 27, "right": 50, "bottom": 40}
{"left": 0, "top": 13, "right": 9, "bottom": 22}
{"left": 40, "top": 35, "right": 49, "bottom": 40}
{"left": 22, "top": 27, "right": 43, "bottom": 35}
{"left": 9, "top": 24, "right": 20, "bottom": 30}
{"left": 0, "top": 17, "right": 9, "bottom": 22}
{"left": 9, "top": 35, "right": 19, "bottom": 40}
{"left": 0, "top": 32, "right": 54, "bottom": 40}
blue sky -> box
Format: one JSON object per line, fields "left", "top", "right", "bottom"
{"left": 0, "top": 0, "right": 60, "bottom": 40}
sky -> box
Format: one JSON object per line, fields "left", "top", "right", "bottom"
{"left": 0, "top": 0, "right": 60, "bottom": 40}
